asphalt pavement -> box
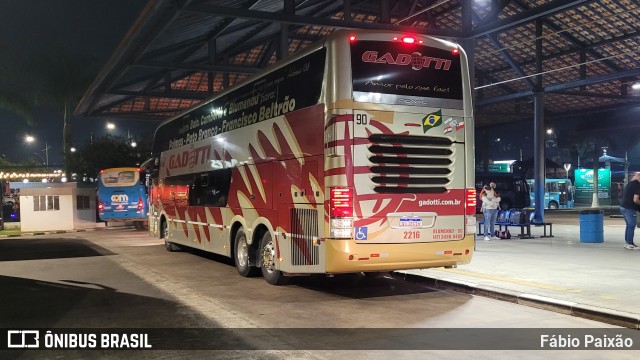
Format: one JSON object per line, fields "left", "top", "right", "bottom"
{"left": 402, "top": 207, "right": 640, "bottom": 329}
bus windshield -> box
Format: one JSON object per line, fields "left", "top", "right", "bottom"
{"left": 100, "top": 169, "right": 140, "bottom": 187}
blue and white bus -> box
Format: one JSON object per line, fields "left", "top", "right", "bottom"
{"left": 97, "top": 167, "right": 149, "bottom": 229}
{"left": 526, "top": 178, "right": 574, "bottom": 209}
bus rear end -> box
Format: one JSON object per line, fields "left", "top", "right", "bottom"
{"left": 97, "top": 167, "right": 149, "bottom": 224}
{"left": 325, "top": 31, "right": 475, "bottom": 273}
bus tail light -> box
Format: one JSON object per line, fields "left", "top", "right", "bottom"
{"left": 465, "top": 188, "right": 477, "bottom": 235}
{"left": 98, "top": 200, "right": 104, "bottom": 212}
{"left": 465, "top": 188, "right": 476, "bottom": 216}
{"left": 330, "top": 187, "right": 353, "bottom": 217}
{"left": 393, "top": 36, "right": 424, "bottom": 44}
{"left": 329, "top": 187, "right": 353, "bottom": 239}
{"left": 402, "top": 36, "right": 415, "bottom": 44}
{"left": 137, "top": 197, "right": 144, "bottom": 211}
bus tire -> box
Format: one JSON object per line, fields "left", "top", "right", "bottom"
{"left": 234, "top": 229, "right": 259, "bottom": 277}
{"left": 548, "top": 201, "right": 559, "bottom": 210}
{"left": 259, "top": 232, "right": 289, "bottom": 286}
{"left": 161, "top": 219, "right": 180, "bottom": 252}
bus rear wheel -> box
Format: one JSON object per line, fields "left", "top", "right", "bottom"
{"left": 259, "top": 232, "right": 289, "bottom": 285}
{"left": 548, "top": 201, "right": 559, "bottom": 210}
{"left": 234, "top": 228, "right": 259, "bottom": 277}
{"left": 162, "top": 220, "right": 180, "bottom": 252}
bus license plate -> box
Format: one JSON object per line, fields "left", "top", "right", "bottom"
{"left": 399, "top": 217, "right": 422, "bottom": 227}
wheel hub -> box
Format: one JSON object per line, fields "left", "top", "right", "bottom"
{"left": 262, "top": 241, "right": 276, "bottom": 272}
{"left": 237, "top": 239, "right": 248, "bottom": 267}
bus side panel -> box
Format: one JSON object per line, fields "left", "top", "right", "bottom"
{"left": 156, "top": 104, "right": 326, "bottom": 264}
{"left": 274, "top": 155, "right": 325, "bottom": 274}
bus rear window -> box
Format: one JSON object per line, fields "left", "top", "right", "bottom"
{"left": 350, "top": 40, "right": 463, "bottom": 106}
{"left": 101, "top": 170, "right": 139, "bottom": 187}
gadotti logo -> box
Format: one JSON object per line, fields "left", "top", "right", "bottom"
{"left": 169, "top": 144, "right": 211, "bottom": 170}
{"left": 361, "top": 51, "right": 452, "bottom": 71}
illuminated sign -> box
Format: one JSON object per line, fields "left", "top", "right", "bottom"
{"left": 111, "top": 194, "right": 129, "bottom": 203}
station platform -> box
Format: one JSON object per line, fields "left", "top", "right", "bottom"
{"left": 402, "top": 210, "right": 640, "bottom": 329}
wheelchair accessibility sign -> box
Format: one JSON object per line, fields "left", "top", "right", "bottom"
{"left": 355, "top": 227, "right": 368, "bottom": 240}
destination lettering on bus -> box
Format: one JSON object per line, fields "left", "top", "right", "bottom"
{"left": 153, "top": 49, "right": 326, "bottom": 154}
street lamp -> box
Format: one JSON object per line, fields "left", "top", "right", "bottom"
{"left": 24, "top": 135, "right": 49, "bottom": 169}
{"left": 106, "top": 122, "right": 116, "bottom": 130}
{"left": 126, "top": 129, "right": 137, "bottom": 147}
{"left": 563, "top": 163, "right": 571, "bottom": 179}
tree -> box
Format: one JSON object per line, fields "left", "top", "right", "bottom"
{"left": 68, "top": 135, "right": 152, "bottom": 180}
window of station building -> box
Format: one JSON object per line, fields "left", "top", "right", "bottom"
{"left": 34, "top": 195, "right": 60, "bottom": 212}
{"left": 76, "top": 195, "right": 91, "bottom": 210}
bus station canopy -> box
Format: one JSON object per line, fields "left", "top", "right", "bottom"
{"left": 75, "top": 0, "right": 640, "bottom": 128}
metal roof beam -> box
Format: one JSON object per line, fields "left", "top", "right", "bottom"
{"left": 472, "top": 12, "right": 536, "bottom": 89}
{"left": 138, "top": 33, "right": 212, "bottom": 62}
{"left": 76, "top": 0, "right": 193, "bottom": 116}
{"left": 476, "top": 0, "right": 511, "bottom": 26}
{"left": 477, "top": 67, "right": 640, "bottom": 106}
{"left": 87, "top": 110, "right": 182, "bottom": 121}
{"left": 470, "top": 0, "right": 590, "bottom": 38}
{"left": 549, "top": 101, "right": 640, "bottom": 120}
{"left": 475, "top": 69, "right": 525, "bottom": 97}
{"left": 546, "top": 68, "right": 640, "bottom": 92}
{"left": 487, "top": 28, "right": 640, "bottom": 74}
{"left": 511, "top": 0, "right": 622, "bottom": 73}
{"left": 477, "top": 90, "right": 533, "bottom": 106}
{"left": 181, "top": 4, "right": 462, "bottom": 38}
{"left": 109, "top": 89, "right": 208, "bottom": 100}
{"left": 133, "top": 62, "right": 261, "bottom": 74}
{"left": 550, "top": 90, "right": 640, "bottom": 101}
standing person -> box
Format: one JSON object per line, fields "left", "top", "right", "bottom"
{"left": 619, "top": 172, "right": 640, "bottom": 250}
{"left": 482, "top": 182, "right": 501, "bottom": 241}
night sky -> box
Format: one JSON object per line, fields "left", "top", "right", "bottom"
{"left": 0, "top": 0, "right": 149, "bottom": 166}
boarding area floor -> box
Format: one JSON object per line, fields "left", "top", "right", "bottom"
{"left": 402, "top": 210, "right": 640, "bottom": 329}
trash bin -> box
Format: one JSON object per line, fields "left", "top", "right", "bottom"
{"left": 579, "top": 209, "right": 604, "bottom": 243}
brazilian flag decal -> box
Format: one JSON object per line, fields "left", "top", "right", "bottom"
{"left": 422, "top": 110, "right": 442, "bottom": 133}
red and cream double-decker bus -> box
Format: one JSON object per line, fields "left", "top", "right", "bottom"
{"left": 149, "top": 30, "right": 476, "bottom": 285}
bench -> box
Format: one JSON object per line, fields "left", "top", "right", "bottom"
{"left": 477, "top": 209, "right": 512, "bottom": 236}
{"left": 499, "top": 209, "right": 533, "bottom": 239}
{"left": 478, "top": 210, "right": 554, "bottom": 239}
{"left": 478, "top": 209, "right": 533, "bottom": 239}
{"left": 529, "top": 212, "right": 554, "bottom": 237}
